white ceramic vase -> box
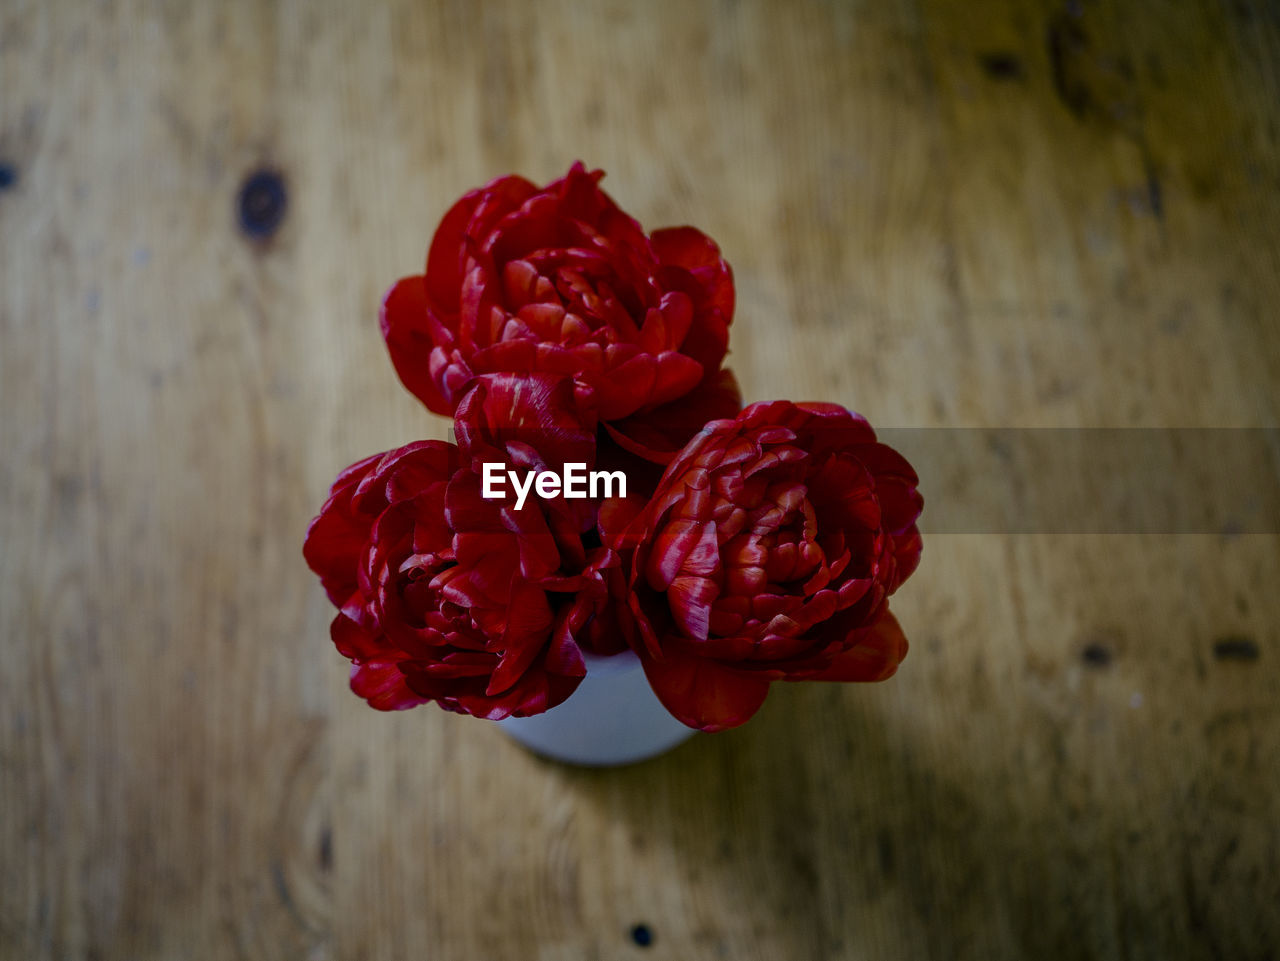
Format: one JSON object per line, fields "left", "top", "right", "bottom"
{"left": 497, "top": 649, "right": 696, "bottom": 766}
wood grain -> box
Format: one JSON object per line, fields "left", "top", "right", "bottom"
{"left": 2, "top": 1, "right": 1278, "bottom": 958}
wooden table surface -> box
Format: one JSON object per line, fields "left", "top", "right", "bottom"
{"left": 3, "top": 1, "right": 1278, "bottom": 958}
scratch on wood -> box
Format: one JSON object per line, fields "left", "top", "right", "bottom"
{"left": 1047, "top": 12, "right": 1091, "bottom": 117}
{"left": 1213, "top": 636, "right": 1260, "bottom": 662}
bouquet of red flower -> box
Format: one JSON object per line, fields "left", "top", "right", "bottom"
{"left": 304, "top": 163, "right": 922, "bottom": 733}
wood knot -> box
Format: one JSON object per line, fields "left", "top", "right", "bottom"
{"left": 238, "top": 169, "right": 287, "bottom": 240}
{"left": 1213, "top": 636, "right": 1260, "bottom": 662}
{"left": 978, "top": 52, "right": 1025, "bottom": 81}
{"left": 1081, "top": 642, "right": 1113, "bottom": 667}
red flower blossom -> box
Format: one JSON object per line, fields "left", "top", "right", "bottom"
{"left": 303, "top": 440, "right": 615, "bottom": 718}
{"left": 614, "top": 401, "right": 923, "bottom": 732}
{"left": 306, "top": 165, "right": 924, "bottom": 731}
{"left": 380, "top": 162, "right": 738, "bottom": 462}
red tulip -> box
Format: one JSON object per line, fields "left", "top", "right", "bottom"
{"left": 380, "top": 163, "right": 737, "bottom": 462}
{"left": 303, "top": 441, "right": 616, "bottom": 718}
{"left": 615, "top": 401, "right": 923, "bottom": 731}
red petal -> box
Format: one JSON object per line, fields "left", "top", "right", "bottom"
{"left": 640, "top": 648, "right": 771, "bottom": 732}
{"left": 597, "top": 350, "right": 656, "bottom": 420}
{"left": 602, "top": 368, "right": 742, "bottom": 465}
{"left": 647, "top": 351, "right": 705, "bottom": 410}
{"left": 597, "top": 491, "right": 648, "bottom": 549}
{"left": 667, "top": 573, "right": 718, "bottom": 641}
{"left": 330, "top": 611, "right": 387, "bottom": 662}
{"left": 650, "top": 225, "right": 727, "bottom": 273}
{"left": 502, "top": 259, "right": 542, "bottom": 307}
{"left": 651, "top": 227, "right": 734, "bottom": 319}
{"left": 444, "top": 470, "right": 507, "bottom": 532}
{"left": 453, "top": 372, "right": 596, "bottom": 473}
{"left": 426, "top": 176, "right": 538, "bottom": 309}
{"left": 487, "top": 583, "right": 555, "bottom": 694}
{"left": 804, "top": 611, "right": 909, "bottom": 682}
{"left": 380, "top": 276, "right": 455, "bottom": 415}
{"left": 350, "top": 660, "right": 427, "bottom": 711}
{"left": 303, "top": 452, "right": 383, "bottom": 605}
{"left": 638, "top": 291, "right": 694, "bottom": 354}
{"left": 647, "top": 519, "right": 720, "bottom": 590}
{"left": 889, "top": 527, "right": 923, "bottom": 592}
